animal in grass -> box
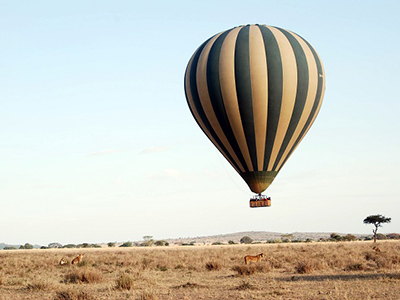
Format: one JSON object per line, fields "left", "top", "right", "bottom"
{"left": 71, "top": 254, "right": 84, "bottom": 265}
{"left": 59, "top": 257, "right": 68, "bottom": 265}
{"left": 244, "top": 253, "right": 266, "bottom": 265}
{"left": 372, "top": 246, "right": 381, "bottom": 253}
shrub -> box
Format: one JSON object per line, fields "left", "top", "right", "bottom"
{"left": 343, "top": 234, "right": 358, "bottom": 242}
{"left": 120, "top": 242, "right": 133, "bottom": 247}
{"left": 205, "top": 262, "right": 221, "bottom": 271}
{"left": 154, "top": 240, "right": 169, "bottom": 246}
{"left": 212, "top": 242, "right": 223, "bottom": 245}
{"left": 115, "top": 273, "right": 134, "bottom": 290}
{"left": 330, "top": 233, "right": 342, "bottom": 241}
{"left": 240, "top": 236, "right": 253, "bottom": 244}
{"left": 228, "top": 240, "right": 236, "bottom": 244}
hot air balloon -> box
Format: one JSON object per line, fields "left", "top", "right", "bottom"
{"left": 184, "top": 24, "right": 325, "bottom": 207}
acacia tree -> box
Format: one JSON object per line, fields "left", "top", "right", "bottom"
{"left": 363, "top": 214, "right": 391, "bottom": 243}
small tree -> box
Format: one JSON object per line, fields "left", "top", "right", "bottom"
{"left": 330, "top": 233, "right": 342, "bottom": 241}
{"left": 107, "top": 242, "right": 116, "bottom": 247}
{"left": 281, "top": 233, "right": 294, "bottom": 243}
{"left": 142, "top": 236, "right": 154, "bottom": 247}
{"left": 24, "top": 243, "right": 33, "bottom": 249}
{"left": 240, "top": 236, "right": 253, "bottom": 244}
{"left": 48, "top": 242, "right": 62, "bottom": 249}
{"left": 363, "top": 214, "right": 391, "bottom": 243}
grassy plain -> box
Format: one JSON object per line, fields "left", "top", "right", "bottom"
{"left": 0, "top": 241, "right": 399, "bottom": 299}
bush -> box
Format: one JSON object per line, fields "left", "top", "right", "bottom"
{"left": 240, "top": 236, "right": 253, "bottom": 244}
{"left": 228, "top": 240, "right": 236, "bottom": 244}
{"left": 330, "top": 233, "right": 342, "bottom": 241}
{"left": 154, "top": 240, "right": 167, "bottom": 246}
{"left": 4, "top": 246, "right": 17, "bottom": 250}
{"left": 212, "top": 242, "right": 223, "bottom": 245}
{"left": 120, "top": 242, "right": 133, "bottom": 247}
{"left": 343, "top": 234, "right": 358, "bottom": 242}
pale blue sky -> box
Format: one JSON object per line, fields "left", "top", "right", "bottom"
{"left": 1, "top": 0, "right": 399, "bottom": 245}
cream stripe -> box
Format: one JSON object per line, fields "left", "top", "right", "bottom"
{"left": 185, "top": 50, "right": 242, "bottom": 174}
{"left": 275, "top": 32, "right": 318, "bottom": 170}
{"left": 219, "top": 27, "right": 254, "bottom": 172}
{"left": 249, "top": 25, "right": 268, "bottom": 171}
{"left": 266, "top": 26, "right": 298, "bottom": 171}
{"left": 276, "top": 50, "right": 325, "bottom": 172}
{"left": 196, "top": 32, "right": 246, "bottom": 173}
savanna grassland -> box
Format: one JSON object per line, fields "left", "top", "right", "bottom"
{"left": 0, "top": 241, "right": 400, "bottom": 299}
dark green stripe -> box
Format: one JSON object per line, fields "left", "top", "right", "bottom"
{"left": 206, "top": 29, "right": 250, "bottom": 172}
{"left": 258, "top": 25, "right": 283, "bottom": 171}
{"left": 235, "top": 26, "right": 258, "bottom": 171}
{"left": 184, "top": 38, "right": 242, "bottom": 172}
{"left": 277, "top": 38, "right": 324, "bottom": 172}
{"left": 272, "top": 27, "right": 309, "bottom": 170}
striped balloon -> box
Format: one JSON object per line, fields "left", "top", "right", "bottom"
{"left": 184, "top": 24, "right": 325, "bottom": 194}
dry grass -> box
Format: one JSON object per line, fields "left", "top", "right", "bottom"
{"left": 64, "top": 268, "right": 103, "bottom": 284}
{"left": 115, "top": 273, "right": 134, "bottom": 290}
{"left": 0, "top": 241, "right": 399, "bottom": 299}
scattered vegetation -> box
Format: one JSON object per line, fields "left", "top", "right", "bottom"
{"left": 1, "top": 241, "right": 400, "bottom": 298}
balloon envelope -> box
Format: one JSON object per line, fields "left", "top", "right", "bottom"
{"left": 184, "top": 24, "right": 325, "bottom": 194}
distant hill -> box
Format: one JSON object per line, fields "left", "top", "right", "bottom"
{"left": 163, "top": 231, "right": 368, "bottom": 245}
{"left": 1, "top": 231, "right": 374, "bottom": 249}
